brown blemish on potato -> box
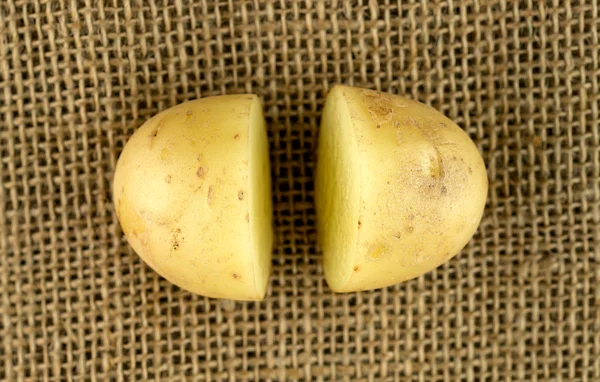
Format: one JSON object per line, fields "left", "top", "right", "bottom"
{"left": 369, "top": 106, "right": 393, "bottom": 125}
{"left": 406, "top": 226, "right": 414, "bottom": 234}
{"left": 362, "top": 89, "right": 407, "bottom": 126}
{"left": 232, "top": 273, "right": 241, "bottom": 280}
{"left": 148, "top": 118, "right": 165, "bottom": 146}
{"left": 441, "top": 185, "right": 447, "bottom": 195}
{"left": 151, "top": 214, "right": 173, "bottom": 227}
{"left": 171, "top": 228, "right": 183, "bottom": 252}
{"left": 368, "top": 102, "right": 393, "bottom": 116}
{"left": 245, "top": 213, "right": 250, "bottom": 222}
{"left": 165, "top": 175, "right": 171, "bottom": 183}
{"left": 196, "top": 154, "right": 202, "bottom": 162}
{"left": 238, "top": 190, "right": 244, "bottom": 200}
{"left": 358, "top": 220, "right": 362, "bottom": 229}
{"left": 353, "top": 266, "right": 359, "bottom": 272}
{"left": 207, "top": 186, "right": 214, "bottom": 205}
{"left": 234, "top": 133, "right": 240, "bottom": 140}
{"left": 393, "top": 232, "right": 402, "bottom": 239}
{"left": 184, "top": 110, "right": 193, "bottom": 123}
{"left": 197, "top": 167, "right": 205, "bottom": 178}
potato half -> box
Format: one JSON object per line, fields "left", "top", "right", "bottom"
{"left": 113, "top": 95, "right": 273, "bottom": 300}
{"left": 315, "top": 86, "right": 488, "bottom": 292}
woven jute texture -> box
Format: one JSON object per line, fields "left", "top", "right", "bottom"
{"left": 1, "top": 1, "right": 599, "bottom": 381}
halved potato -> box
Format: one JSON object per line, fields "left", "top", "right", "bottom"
{"left": 315, "top": 86, "right": 488, "bottom": 292}
{"left": 113, "top": 95, "right": 273, "bottom": 300}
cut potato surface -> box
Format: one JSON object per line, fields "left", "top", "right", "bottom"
{"left": 315, "top": 86, "right": 488, "bottom": 292}
{"left": 113, "top": 95, "right": 273, "bottom": 300}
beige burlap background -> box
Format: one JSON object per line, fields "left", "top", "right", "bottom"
{"left": 1, "top": 1, "right": 599, "bottom": 381}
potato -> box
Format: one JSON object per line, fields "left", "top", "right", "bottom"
{"left": 315, "top": 86, "right": 488, "bottom": 292}
{"left": 113, "top": 95, "right": 273, "bottom": 300}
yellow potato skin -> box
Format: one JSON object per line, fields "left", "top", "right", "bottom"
{"left": 113, "top": 95, "right": 273, "bottom": 300}
{"left": 316, "top": 86, "right": 488, "bottom": 292}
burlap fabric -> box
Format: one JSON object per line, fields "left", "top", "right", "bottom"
{"left": 1, "top": 1, "right": 599, "bottom": 380}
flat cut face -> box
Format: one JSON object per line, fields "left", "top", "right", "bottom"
{"left": 316, "top": 86, "right": 488, "bottom": 293}
{"left": 249, "top": 98, "right": 274, "bottom": 298}
{"left": 315, "top": 87, "right": 361, "bottom": 291}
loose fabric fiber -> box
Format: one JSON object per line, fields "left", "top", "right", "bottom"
{"left": 1, "top": 1, "right": 599, "bottom": 381}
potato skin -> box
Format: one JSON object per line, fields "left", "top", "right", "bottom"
{"left": 113, "top": 95, "right": 272, "bottom": 300}
{"left": 317, "top": 86, "right": 488, "bottom": 292}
